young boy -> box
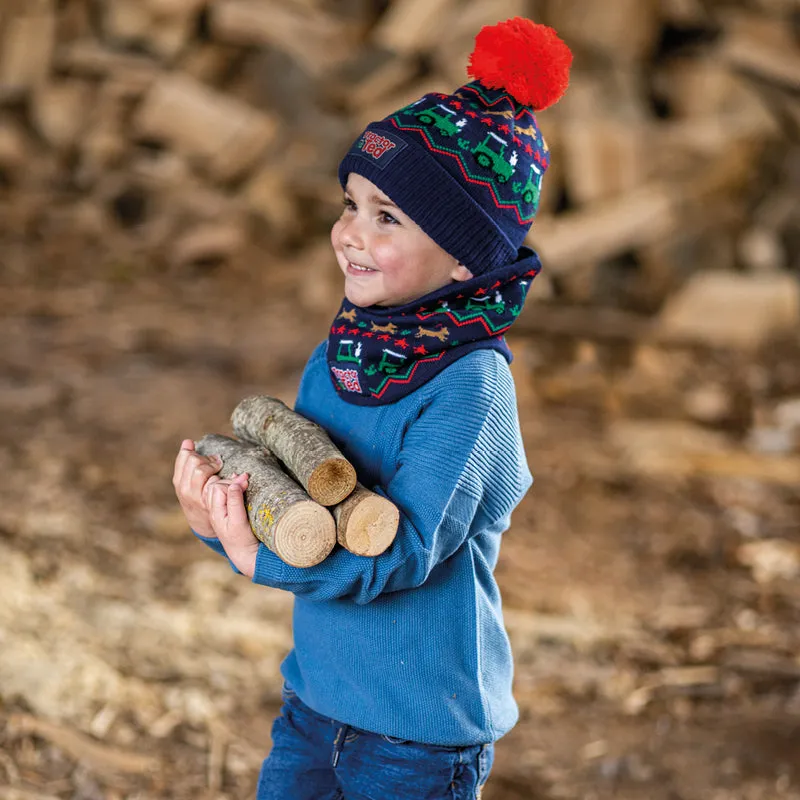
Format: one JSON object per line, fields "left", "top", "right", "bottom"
{"left": 173, "top": 17, "right": 571, "bottom": 799}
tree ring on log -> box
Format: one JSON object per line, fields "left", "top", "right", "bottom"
{"left": 308, "top": 457, "right": 357, "bottom": 506}
{"left": 332, "top": 483, "right": 399, "bottom": 557}
{"left": 273, "top": 500, "right": 336, "bottom": 567}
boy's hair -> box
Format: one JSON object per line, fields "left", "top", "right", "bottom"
{"left": 338, "top": 18, "right": 572, "bottom": 276}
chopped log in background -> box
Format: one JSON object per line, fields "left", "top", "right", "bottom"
{"left": 195, "top": 433, "right": 336, "bottom": 567}
{"left": 231, "top": 395, "right": 357, "bottom": 507}
{"left": 0, "top": 0, "right": 796, "bottom": 308}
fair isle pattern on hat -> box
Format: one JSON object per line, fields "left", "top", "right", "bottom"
{"left": 390, "top": 81, "right": 549, "bottom": 221}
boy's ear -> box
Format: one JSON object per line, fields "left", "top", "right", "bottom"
{"left": 452, "top": 262, "right": 474, "bottom": 282}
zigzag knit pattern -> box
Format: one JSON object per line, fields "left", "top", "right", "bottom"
{"left": 390, "top": 82, "right": 549, "bottom": 222}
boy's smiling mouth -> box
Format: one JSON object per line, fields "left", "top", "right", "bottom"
{"left": 347, "top": 261, "right": 377, "bottom": 273}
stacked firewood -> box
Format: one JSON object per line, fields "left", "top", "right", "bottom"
{"left": 0, "top": 0, "right": 797, "bottom": 304}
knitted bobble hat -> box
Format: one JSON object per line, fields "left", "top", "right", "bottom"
{"left": 338, "top": 17, "right": 572, "bottom": 276}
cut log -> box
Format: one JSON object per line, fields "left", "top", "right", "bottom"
{"left": 656, "top": 271, "right": 800, "bottom": 350}
{"left": 656, "top": 57, "right": 753, "bottom": 120}
{"left": 346, "top": 53, "right": 418, "bottom": 112}
{"left": 178, "top": 42, "right": 240, "bottom": 85}
{"left": 561, "top": 117, "right": 650, "bottom": 205}
{"left": 210, "top": 0, "right": 352, "bottom": 77}
{"left": 240, "top": 163, "right": 300, "bottom": 238}
{"left": 195, "top": 433, "right": 336, "bottom": 567}
{"left": 54, "top": 39, "right": 159, "bottom": 92}
{"left": 0, "top": 1, "right": 57, "bottom": 100}
{"left": 530, "top": 186, "right": 679, "bottom": 274}
{"left": 169, "top": 220, "right": 248, "bottom": 268}
{"left": 98, "top": 0, "right": 204, "bottom": 59}
{"left": 371, "top": 0, "right": 459, "bottom": 55}
{"left": 100, "top": 0, "right": 152, "bottom": 49}
{"left": 133, "top": 73, "right": 278, "bottom": 182}
{"left": 431, "top": 0, "right": 527, "bottom": 86}
{"left": 659, "top": 0, "right": 708, "bottom": 25}
{"left": 736, "top": 539, "right": 800, "bottom": 584}
{"left": 231, "top": 396, "right": 357, "bottom": 506}
{"left": 30, "top": 79, "right": 94, "bottom": 151}
{"left": 608, "top": 420, "right": 800, "bottom": 486}
{"left": 529, "top": 136, "right": 756, "bottom": 275}
{"left": 548, "top": 0, "right": 663, "bottom": 63}
{"left": 0, "top": 121, "right": 30, "bottom": 184}
{"left": 720, "top": 11, "right": 800, "bottom": 90}
{"left": 332, "top": 483, "right": 398, "bottom": 557}
{"left": 56, "top": 0, "right": 93, "bottom": 41}
{"left": 559, "top": 73, "right": 650, "bottom": 205}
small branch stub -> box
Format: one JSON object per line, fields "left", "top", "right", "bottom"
{"left": 231, "top": 395, "right": 357, "bottom": 506}
{"left": 332, "top": 482, "right": 399, "bottom": 557}
{"left": 195, "top": 433, "right": 335, "bottom": 568}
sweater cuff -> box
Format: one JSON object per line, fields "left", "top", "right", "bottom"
{"left": 253, "top": 542, "right": 286, "bottom": 586}
{"left": 191, "top": 529, "right": 242, "bottom": 575}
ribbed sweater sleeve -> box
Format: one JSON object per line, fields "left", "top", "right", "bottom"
{"left": 192, "top": 530, "right": 241, "bottom": 573}
{"left": 251, "top": 352, "right": 530, "bottom": 604}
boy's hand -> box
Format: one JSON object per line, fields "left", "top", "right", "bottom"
{"left": 208, "top": 479, "right": 259, "bottom": 578}
{"left": 172, "top": 439, "right": 247, "bottom": 539}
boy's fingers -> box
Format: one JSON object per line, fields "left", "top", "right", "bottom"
{"left": 210, "top": 483, "right": 228, "bottom": 520}
{"left": 201, "top": 474, "right": 222, "bottom": 508}
{"left": 227, "top": 484, "right": 249, "bottom": 527}
{"left": 188, "top": 458, "right": 222, "bottom": 493}
{"left": 172, "top": 439, "right": 196, "bottom": 485}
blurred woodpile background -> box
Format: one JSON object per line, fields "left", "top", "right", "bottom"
{"left": 0, "top": 0, "right": 798, "bottom": 295}
{"left": 1, "top": 1, "right": 800, "bottom": 799}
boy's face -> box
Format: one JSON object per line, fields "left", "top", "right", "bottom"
{"left": 331, "top": 173, "right": 473, "bottom": 308}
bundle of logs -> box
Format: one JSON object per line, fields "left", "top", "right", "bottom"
{"left": 196, "top": 395, "right": 399, "bottom": 567}
{"left": 0, "top": 0, "right": 797, "bottom": 307}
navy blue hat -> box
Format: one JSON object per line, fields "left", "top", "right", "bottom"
{"left": 338, "top": 18, "right": 572, "bottom": 275}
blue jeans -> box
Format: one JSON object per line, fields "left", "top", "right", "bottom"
{"left": 257, "top": 683, "right": 494, "bottom": 799}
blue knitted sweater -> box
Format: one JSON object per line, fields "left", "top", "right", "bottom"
{"left": 198, "top": 341, "right": 532, "bottom": 745}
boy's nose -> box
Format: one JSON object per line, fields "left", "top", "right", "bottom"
{"left": 339, "top": 216, "right": 366, "bottom": 250}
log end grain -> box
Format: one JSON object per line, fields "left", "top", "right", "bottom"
{"left": 308, "top": 458, "right": 358, "bottom": 506}
{"left": 272, "top": 500, "right": 336, "bottom": 568}
{"left": 336, "top": 490, "right": 399, "bottom": 557}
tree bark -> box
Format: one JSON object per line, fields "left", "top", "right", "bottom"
{"left": 195, "top": 433, "right": 336, "bottom": 568}
{"left": 332, "top": 483, "right": 399, "bottom": 557}
{"left": 231, "top": 395, "right": 357, "bottom": 507}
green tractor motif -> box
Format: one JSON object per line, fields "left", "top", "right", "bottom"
{"left": 336, "top": 340, "right": 362, "bottom": 364}
{"left": 413, "top": 104, "right": 465, "bottom": 137}
{"left": 377, "top": 349, "right": 407, "bottom": 375}
{"left": 466, "top": 291, "right": 505, "bottom": 315}
{"left": 522, "top": 163, "right": 543, "bottom": 207}
{"left": 472, "top": 133, "right": 515, "bottom": 183}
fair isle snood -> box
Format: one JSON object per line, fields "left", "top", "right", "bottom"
{"left": 329, "top": 17, "right": 572, "bottom": 405}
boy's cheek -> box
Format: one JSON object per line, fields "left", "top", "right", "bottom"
{"left": 331, "top": 220, "right": 345, "bottom": 248}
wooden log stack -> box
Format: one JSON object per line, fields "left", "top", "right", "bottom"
{"left": 196, "top": 396, "right": 399, "bottom": 567}
{"left": 0, "top": 0, "right": 796, "bottom": 313}
{"left": 195, "top": 432, "right": 338, "bottom": 568}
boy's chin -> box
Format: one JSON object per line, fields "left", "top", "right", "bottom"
{"left": 344, "top": 287, "right": 384, "bottom": 308}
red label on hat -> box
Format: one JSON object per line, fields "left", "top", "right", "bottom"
{"left": 350, "top": 129, "right": 407, "bottom": 169}
{"left": 359, "top": 131, "right": 397, "bottom": 158}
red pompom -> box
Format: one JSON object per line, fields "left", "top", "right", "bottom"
{"left": 467, "top": 17, "right": 572, "bottom": 111}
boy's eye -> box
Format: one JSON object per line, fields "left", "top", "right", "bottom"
{"left": 379, "top": 211, "right": 399, "bottom": 225}
{"left": 342, "top": 197, "right": 356, "bottom": 210}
